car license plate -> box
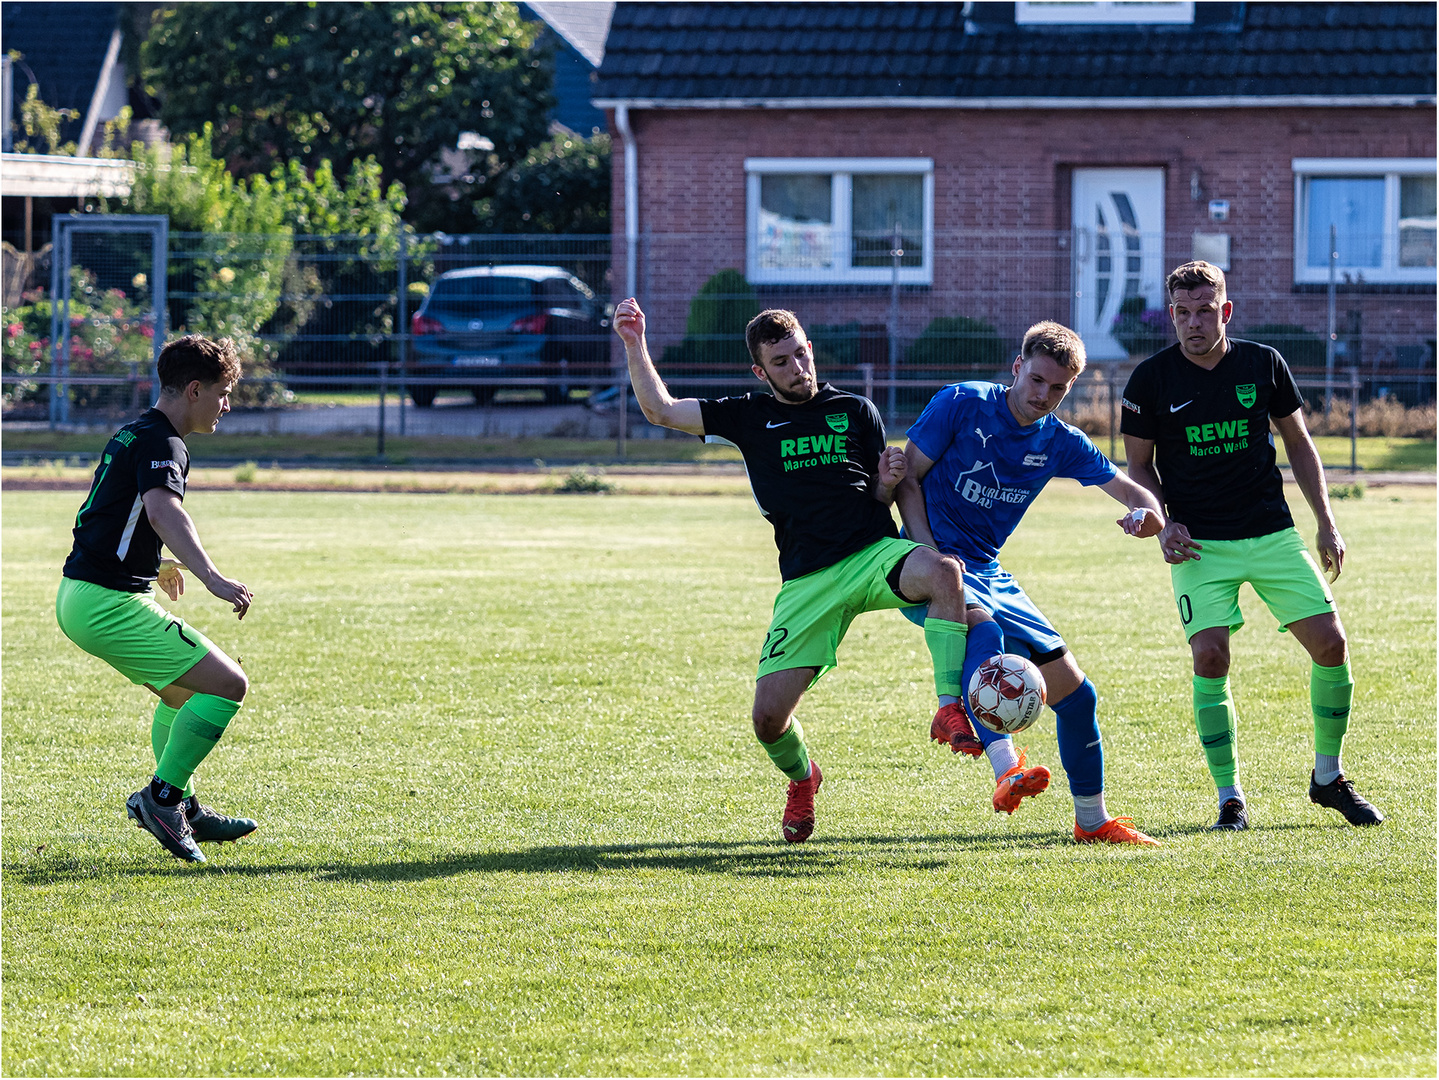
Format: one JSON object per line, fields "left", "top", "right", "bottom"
{"left": 454, "top": 355, "right": 501, "bottom": 367}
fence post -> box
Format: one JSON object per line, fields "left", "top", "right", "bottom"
{"left": 1325, "top": 223, "right": 1337, "bottom": 414}
{"left": 377, "top": 353, "right": 388, "bottom": 458}
{"left": 861, "top": 362, "right": 874, "bottom": 406}
{"left": 1108, "top": 362, "right": 1119, "bottom": 462}
{"left": 397, "top": 231, "right": 408, "bottom": 436}
{"left": 1348, "top": 366, "right": 1359, "bottom": 473}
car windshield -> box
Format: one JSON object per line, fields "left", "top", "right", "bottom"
{"left": 427, "top": 277, "right": 536, "bottom": 310}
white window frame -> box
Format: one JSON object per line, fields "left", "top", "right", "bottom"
{"left": 745, "top": 158, "right": 934, "bottom": 285}
{"left": 1292, "top": 158, "right": 1437, "bottom": 286}
{"left": 1015, "top": 1, "right": 1194, "bottom": 25}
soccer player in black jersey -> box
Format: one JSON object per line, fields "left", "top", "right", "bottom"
{"left": 614, "top": 297, "right": 974, "bottom": 843}
{"left": 1121, "top": 261, "right": 1382, "bottom": 831}
{"left": 56, "top": 335, "right": 256, "bottom": 863}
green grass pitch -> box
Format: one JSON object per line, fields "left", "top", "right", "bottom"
{"left": 2, "top": 481, "right": 1434, "bottom": 1076}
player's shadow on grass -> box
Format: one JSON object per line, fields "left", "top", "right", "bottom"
{"left": 5, "top": 829, "right": 1072, "bottom": 884}
{"left": 311, "top": 832, "right": 1079, "bottom": 883}
{"left": 5, "top": 824, "right": 1317, "bottom": 884}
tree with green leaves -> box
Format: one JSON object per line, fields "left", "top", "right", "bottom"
{"left": 478, "top": 131, "right": 610, "bottom": 234}
{"left": 140, "top": 2, "right": 555, "bottom": 232}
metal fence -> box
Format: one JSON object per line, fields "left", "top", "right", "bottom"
{"left": 3, "top": 227, "right": 1434, "bottom": 438}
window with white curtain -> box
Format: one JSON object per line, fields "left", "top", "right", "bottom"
{"left": 1293, "top": 159, "right": 1437, "bottom": 285}
{"left": 746, "top": 159, "right": 934, "bottom": 285}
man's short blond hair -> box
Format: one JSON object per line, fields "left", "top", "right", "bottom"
{"left": 1021, "top": 320, "right": 1086, "bottom": 375}
{"left": 1166, "top": 260, "right": 1228, "bottom": 304}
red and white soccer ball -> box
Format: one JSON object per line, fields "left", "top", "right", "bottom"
{"left": 967, "top": 653, "right": 1047, "bottom": 734}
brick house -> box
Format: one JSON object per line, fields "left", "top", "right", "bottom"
{"left": 592, "top": 1, "right": 1435, "bottom": 400}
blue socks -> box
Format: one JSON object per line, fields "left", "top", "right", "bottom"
{"left": 962, "top": 620, "right": 1011, "bottom": 752}
{"left": 1053, "top": 678, "right": 1103, "bottom": 797}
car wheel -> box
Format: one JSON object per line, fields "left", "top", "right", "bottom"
{"left": 410, "top": 387, "right": 437, "bottom": 408}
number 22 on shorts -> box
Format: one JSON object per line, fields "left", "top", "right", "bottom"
{"left": 761, "top": 626, "right": 789, "bottom": 661}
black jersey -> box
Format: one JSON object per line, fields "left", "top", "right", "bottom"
{"left": 1120, "top": 339, "right": 1304, "bottom": 541}
{"left": 63, "top": 409, "right": 189, "bottom": 591}
{"left": 699, "top": 384, "right": 899, "bottom": 580}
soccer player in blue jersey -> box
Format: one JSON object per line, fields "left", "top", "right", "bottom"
{"left": 894, "top": 321, "right": 1166, "bottom": 845}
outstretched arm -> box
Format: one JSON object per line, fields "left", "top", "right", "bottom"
{"left": 611, "top": 297, "right": 705, "bottom": 436}
{"left": 1123, "top": 433, "right": 1202, "bottom": 564}
{"left": 142, "top": 488, "right": 253, "bottom": 618}
{"left": 1274, "top": 408, "right": 1344, "bottom": 581}
{"left": 894, "top": 440, "right": 939, "bottom": 548}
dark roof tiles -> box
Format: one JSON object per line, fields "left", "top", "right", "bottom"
{"left": 597, "top": 1, "right": 1435, "bottom": 100}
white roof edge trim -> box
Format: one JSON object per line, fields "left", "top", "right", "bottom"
{"left": 593, "top": 95, "right": 1435, "bottom": 110}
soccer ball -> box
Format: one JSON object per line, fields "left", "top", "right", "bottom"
{"left": 967, "top": 653, "right": 1047, "bottom": 734}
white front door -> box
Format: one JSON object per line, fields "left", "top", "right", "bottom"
{"left": 1072, "top": 168, "right": 1167, "bottom": 359}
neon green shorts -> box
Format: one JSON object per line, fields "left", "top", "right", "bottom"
{"left": 56, "top": 576, "right": 215, "bottom": 689}
{"left": 758, "top": 536, "right": 924, "bottom": 684}
{"left": 1170, "top": 527, "right": 1336, "bottom": 640}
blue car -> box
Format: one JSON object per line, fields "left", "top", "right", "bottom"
{"left": 405, "top": 265, "right": 610, "bottom": 406}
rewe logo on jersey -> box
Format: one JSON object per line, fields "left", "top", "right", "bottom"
{"left": 954, "top": 460, "right": 1030, "bottom": 509}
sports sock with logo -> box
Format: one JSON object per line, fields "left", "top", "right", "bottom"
{"left": 960, "top": 619, "right": 1011, "bottom": 752}
{"left": 1311, "top": 661, "right": 1353, "bottom": 784}
{"left": 760, "top": 718, "right": 812, "bottom": 783}
{"left": 1054, "top": 678, "right": 1103, "bottom": 796}
{"left": 149, "top": 701, "right": 194, "bottom": 798}
{"left": 1192, "top": 674, "right": 1239, "bottom": 789}
{"left": 154, "top": 694, "right": 242, "bottom": 792}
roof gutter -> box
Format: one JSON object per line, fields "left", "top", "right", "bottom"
{"left": 595, "top": 94, "right": 1434, "bottom": 110}
{"left": 77, "top": 27, "right": 124, "bottom": 155}
{"left": 614, "top": 103, "right": 638, "bottom": 298}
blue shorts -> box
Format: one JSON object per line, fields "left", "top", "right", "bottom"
{"left": 901, "top": 564, "right": 1066, "bottom": 662}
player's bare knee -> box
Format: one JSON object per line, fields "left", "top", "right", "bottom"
{"left": 216, "top": 662, "right": 249, "bottom": 701}
{"left": 752, "top": 708, "right": 789, "bottom": 744}
{"left": 1191, "top": 645, "right": 1229, "bottom": 678}
{"left": 1310, "top": 636, "right": 1348, "bottom": 668}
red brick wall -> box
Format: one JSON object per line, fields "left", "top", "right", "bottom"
{"left": 608, "top": 105, "right": 1435, "bottom": 374}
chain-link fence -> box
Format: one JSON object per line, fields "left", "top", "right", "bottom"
{"left": 4, "top": 226, "right": 1434, "bottom": 438}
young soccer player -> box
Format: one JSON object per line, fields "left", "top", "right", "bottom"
{"left": 55, "top": 334, "right": 256, "bottom": 864}
{"left": 894, "top": 320, "right": 1167, "bottom": 845}
{"left": 1122, "top": 260, "right": 1382, "bottom": 830}
{"left": 613, "top": 298, "right": 975, "bottom": 843}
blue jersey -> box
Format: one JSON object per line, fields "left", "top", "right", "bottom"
{"left": 907, "top": 382, "right": 1117, "bottom": 567}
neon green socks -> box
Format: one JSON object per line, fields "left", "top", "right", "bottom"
{"left": 1192, "top": 674, "right": 1239, "bottom": 788}
{"left": 149, "top": 701, "right": 193, "bottom": 798}
{"left": 923, "top": 617, "right": 969, "bottom": 700}
{"left": 1312, "top": 661, "right": 1353, "bottom": 781}
{"left": 154, "top": 694, "right": 242, "bottom": 791}
{"left": 760, "top": 718, "right": 812, "bottom": 783}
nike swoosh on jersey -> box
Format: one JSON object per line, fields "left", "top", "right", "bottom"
{"left": 766, "top": 421, "right": 791, "bottom": 429}
{"left": 1169, "top": 400, "right": 1195, "bottom": 413}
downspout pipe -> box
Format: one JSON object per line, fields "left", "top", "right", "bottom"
{"left": 614, "top": 104, "right": 638, "bottom": 298}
